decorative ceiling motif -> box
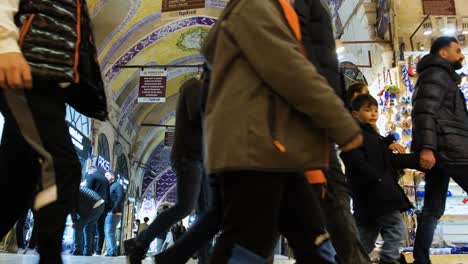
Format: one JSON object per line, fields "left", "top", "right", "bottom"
{"left": 105, "top": 17, "right": 217, "bottom": 81}
{"left": 176, "top": 27, "right": 210, "bottom": 51}
{"left": 89, "top": 0, "right": 227, "bottom": 198}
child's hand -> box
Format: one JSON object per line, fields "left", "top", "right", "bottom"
{"left": 389, "top": 143, "right": 406, "bottom": 153}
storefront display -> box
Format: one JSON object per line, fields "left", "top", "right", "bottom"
{"left": 375, "top": 59, "right": 468, "bottom": 247}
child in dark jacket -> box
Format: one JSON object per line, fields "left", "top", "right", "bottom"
{"left": 340, "top": 94, "right": 419, "bottom": 264}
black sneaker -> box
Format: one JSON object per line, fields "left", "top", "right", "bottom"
{"left": 124, "top": 238, "right": 147, "bottom": 264}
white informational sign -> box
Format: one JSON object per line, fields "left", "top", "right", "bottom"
{"left": 138, "top": 69, "right": 168, "bottom": 103}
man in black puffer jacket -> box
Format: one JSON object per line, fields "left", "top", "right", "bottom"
{"left": 294, "top": 1, "right": 370, "bottom": 263}
{"left": 412, "top": 36, "right": 468, "bottom": 264}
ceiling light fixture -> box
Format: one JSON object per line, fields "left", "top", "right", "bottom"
{"left": 423, "top": 22, "right": 432, "bottom": 36}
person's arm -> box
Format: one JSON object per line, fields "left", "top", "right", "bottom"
{"left": 412, "top": 68, "right": 447, "bottom": 152}
{"left": 0, "top": 0, "right": 32, "bottom": 89}
{"left": 226, "top": 2, "right": 360, "bottom": 147}
{"left": 391, "top": 153, "right": 422, "bottom": 171}
{"left": 340, "top": 149, "right": 382, "bottom": 183}
{"left": 85, "top": 174, "right": 95, "bottom": 189}
{"left": 184, "top": 82, "right": 202, "bottom": 122}
{"left": 112, "top": 184, "right": 124, "bottom": 213}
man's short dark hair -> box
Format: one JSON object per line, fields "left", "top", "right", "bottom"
{"left": 144, "top": 217, "right": 149, "bottom": 222}
{"left": 351, "top": 94, "right": 378, "bottom": 111}
{"left": 107, "top": 170, "right": 116, "bottom": 177}
{"left": 430, "top": 36, "right": 458, "bottom": 55}
{"left": 347, "top": 82, "right": 368, "bottom": 102}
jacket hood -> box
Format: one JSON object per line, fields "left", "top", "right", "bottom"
{"left": 417, "top": 54, "right": 461, "bottom": 82}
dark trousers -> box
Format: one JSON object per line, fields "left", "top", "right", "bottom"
{"left": 413, "top": 165, "right": 468, "bottom": 264}
{"left": 73, "top": 204, "right": 105, "bottom": 255}
{"left": 0, "top": 84, "right": 82, "bottom": 264}
{"left": 16, "top": 210, "right": 38, "bottom": 250}
{"left": 154, "top": 176, "right": 222, "bottom": 264}
{"left": 210, "top": 171, "right": 334, "bottom": 264}
{"left": 95, "top": 210, "right": 107, "bottom": 254}
{"left": 322, "top": 150, "right": 371, "bottom": 264}
{"left": 137, "top": 158, "right": 203, "bottom": 247}
{"left": 358, "top": 210, "right": 406, "bottom": 263}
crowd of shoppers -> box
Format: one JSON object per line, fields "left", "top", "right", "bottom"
{"left": 1, "top": 0, "right": 468, "bottom": 264}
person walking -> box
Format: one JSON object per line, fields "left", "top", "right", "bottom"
{"left": 199, "top": 0, "right": 363, "bottom": 263}
{"left": 294, "top": 1, "right": 371, "bottom": 263}
{"left": 341, "top": 95, "right": 419, "bottom": 264}
{"left": 104, "top": 170, "right": 124, "bottom": 257}
{"left": 85, "top": 166, "right": 109, "bottom": 255}
{"left": 71, "top": 186, "right": 105, "bottom": 256}
{"left": 125, "top": 78, "right": 207, "bottom": 263}
{"left": 137, "top": 217, "right": 149, "bottom": 235}
{"left": 0, "top": 1, "right": 107, "bottom": 263}
{"left": 411, "top": 36, "right": 468, "bottom": 264}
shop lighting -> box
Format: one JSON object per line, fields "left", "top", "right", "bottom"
{"left": 462, "top": 23, "right": 468, "bottom": 34}
{"left": 443, "top": 27, "right": 456, "bottom": 35}
{"left": 417, "top": 42, "right": 425, "bottom": 51}
{"left": 335, "top": 40, "right": 345, "bottom": 54}
{"left": 336, "top": 46, "right": 345, "bottom": 54}
{"left": 423, "top": 22, "right": 432, "bottom": 36}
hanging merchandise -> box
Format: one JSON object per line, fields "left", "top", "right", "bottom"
{"left": 408, "top": 65, "right": 417, "bottom": 77}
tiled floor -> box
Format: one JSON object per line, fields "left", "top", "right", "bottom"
{"left": 2, "top": 253, "right": 468, "bottom": 264}
{"left": 0, "top": 253, "right": 296, "bottom": 264}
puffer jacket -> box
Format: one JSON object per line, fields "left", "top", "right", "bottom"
{"left": 412, "top": 54, "right": 468, "bottom": 164}
{"left": 295, "top": 0, "right": 347, "bottom": 103}
{"left": 15, "top": 0, "right": 107, "bottom": 121}
{"left": 72, "top": 186, "right": 104, "bottom": 222}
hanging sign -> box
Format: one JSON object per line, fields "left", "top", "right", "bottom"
{"left": 164, "top": 127, "right": 175, "bottom": 147}
{"left": 67, "top": 122, "right": 91, "bottom": 160}
{"left": 162, "top": 0, "right": 205, "bottom": 13}
{"left": 422, "top": 0, "right": 456, "bottom": 15}
{"left": 138, "top": 69, "right": 168, "bottom": 103}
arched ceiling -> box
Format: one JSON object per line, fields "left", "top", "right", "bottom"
{"left": 88, "top": 0, "right": 228, "bottom": 167}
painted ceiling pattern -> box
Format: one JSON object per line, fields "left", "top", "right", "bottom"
{"left": 87, "top": 0, "right": 227, "bottom": 200}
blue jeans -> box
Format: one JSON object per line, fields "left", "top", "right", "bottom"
{"left": 414, "top": 165, "right": 468, "bottom": 264}
{"left": 73, "top": 204, "right": 104, "bottom": 255}
{"left": 358, "top": 210, "right": 406, "bottom": 263}
{"left": 105, "top": 213, "right": 121, "bottom": 256}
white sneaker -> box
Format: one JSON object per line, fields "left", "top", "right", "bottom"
{"left": 17, "top": 248, "right": 26, "bottom": 254}
{"left": 25, "top": 248, "right": 38, "bottom": 255}
{"left": 92, "top": 253, "right": 100, "bottom": 256}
